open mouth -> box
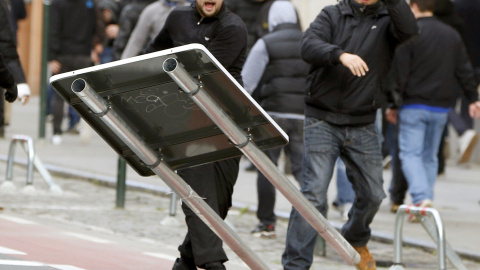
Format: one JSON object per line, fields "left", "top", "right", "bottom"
{"left": 204, "top": 1, "right": 215, "bottom": 11}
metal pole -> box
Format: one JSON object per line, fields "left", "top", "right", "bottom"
{"left": 70, "top": 79, "right": 270, "bottom": 270}
{"left": 169, "top": 192, "right": 177, "bottom": 216}
{"left": 39, "top": 0, "right": 51, "bottom": 139}
{"left": 163, "top": 58, "right": 360, "bottom": 266}
{"left": 116, "top": 156, "right": 127, "bottom": 209}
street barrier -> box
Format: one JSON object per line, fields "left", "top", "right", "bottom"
{"left": 5, "top": 134, "right": 62, "bottom": 193}
{"left": 390, "top": 204, "right": 467, "bottom": 270}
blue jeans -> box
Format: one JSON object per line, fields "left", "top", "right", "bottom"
{"left": 282, "top": 118, "right": 385, "bottom": 269}
{"left": 335, "top": 158, "right": 355, "bottom": 205}
{"left": 398, "top": 108, "right": 448, "bottom": 205}
{"left": 256, "top": 117, "right": 304, "bottom": 225}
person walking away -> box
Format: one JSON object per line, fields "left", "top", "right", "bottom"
{"left": 241, "top": 0, "right": 309, "bottom": 238}
{"left": 145, "top": 0, "right": 247, "bottom": 269}
{"left": 48, "top": 0, "right": 105, "bottom": 145}
{"left": 384, "top": 0, "right": 480, "bottom": 222}
{"left": 281, "top": 0, "right": 418, "bottom": 269}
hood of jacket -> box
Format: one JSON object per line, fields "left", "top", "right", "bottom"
{"left": 267, "top": 1, "right": 298, "bottom": 32}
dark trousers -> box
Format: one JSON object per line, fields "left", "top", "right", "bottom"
{"left": 256, "top": 117, "right": 303, "bottom": 225}
{"left": 51, "top": 55, "right": 91, "bottom": 135}
{"left": 176, "top": 157, "right": 240, "bottom": 268}
{"left": 389, "top": 122, "right": 408, "bottom": 205}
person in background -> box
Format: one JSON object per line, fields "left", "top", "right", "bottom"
{"left": 225, "top": 0, "right": 274, "bottom": 53}
{"left": 241, "top": 0, "right": 308, "bottom": 239}
{"left": 97, "top": 0, "right": 120, "bottom": 64}
{"left": 145, "top": 0, "right": 247, "bottom": 269}
{"left": 281, "top": 0, "right": 418, "bottom": 269}
{"left": 0, "top": 0, "right": 30, "bottom": 137}
{"left": 112, "top": 0, "right": 155, "bottom": 60}
{"left": 48, "top": 0, "right": 104, "bottom": 145}
{"left": 385, "top": 0, "right": 480, "bottom": 222}
{"left": 121, "top": 0, "right": 189, "bottom": 59}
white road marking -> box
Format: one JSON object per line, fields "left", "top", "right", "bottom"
{"left": 0, "top": 260, "right": 44, "bottom": 266}
{"left": 0, "top": 215, "right": 37, "bottom": 224}
{"left": 0, "top": 246, "right": 26, "bottom": 255}
{"left": 61, "top": 232, "right": 111, "bottom": 244}
{"left": 143, "top": 252, "right": 176, "bottom": 261}
{"left": 0, "top": 260, "right": 85, "bottom": 270}
{"left": 50, "top": 264, "right": 86, "bottom": 270}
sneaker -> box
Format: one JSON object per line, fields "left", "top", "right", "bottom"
{"left": 51, "top": 135, "right": 62, "bottom": 145}
{"left": 458, "top": 129, "right": 478, "bottom": 164}
{"left": 251, "top": 223, "right": 276, "bottom": 238}
{"left": 354, "top": 245, "right": 376, "bottom": 270}
{"left": 245, "top": 162, "right": 256, "bottom": 172}
{"left": 382, "top": 155, "right": 392, "bottom": 169}
{"left": 332, "top": 201, "right": 345, "bottom": 216}
{"left": 342, "top": 203, "right": 353, "bottom": 221}
{"left": 408, "top": 199, "right": 433, "bottom": 223}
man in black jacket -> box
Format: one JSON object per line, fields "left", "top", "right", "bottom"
{"left": 146, "top": 1, "right": 247, "bottom": 269}
{"left": 384, "top": 0, "right": 480, "bottom": 221}
{"left": 281, "top": 0, "right": 418, "bottom": 269}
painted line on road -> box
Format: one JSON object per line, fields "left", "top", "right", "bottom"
{"left": 0, "top": 259, "right": 44, "bottom": 266}
{"left": 50, "top": 264, "right": 86, "bottom": 270}
{"left": 0, "top": 260, "right": 85, "bottom": 270}
{"left": 61, "top": 232, "right": 111, "bottom": 244}
{"left": 0, "top": 246, "right": 26, "bottom": 255}
{"left": 0, "top": 214, "right": 37, "bottom": 225}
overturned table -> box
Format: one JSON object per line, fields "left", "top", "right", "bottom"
{"left": 50, "top": 44, "right": 360, "bottom": 269}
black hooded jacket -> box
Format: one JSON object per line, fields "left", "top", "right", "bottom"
{"left": 146, "top": 3, "right": 248, "bottom": 85}
{"left": 301, "top": 0, "right": 418, "bottom": 125}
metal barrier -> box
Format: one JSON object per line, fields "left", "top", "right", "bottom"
{"left": 390, "top": 204, "right": 467, "bottom": 270}
{"left": 5, "top": 134, "right": 62, "bottom": 193}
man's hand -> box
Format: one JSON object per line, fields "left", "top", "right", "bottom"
{"left": 17, "top": 83, "right": 31, "bottom": 105}
{"left": 469, "top": 101, "right": 480, "bottom": 119}
{"left": 5, "top": 84, "right": 18, "bottom": 103}
{"left": 385, "top": 108, "right": 398, "bottom": 124}
{"left": 49, "top": 60, "right": 62, "bottom": 75}
{"left": 339, "top": 52, "right": 369, "bottom": 77}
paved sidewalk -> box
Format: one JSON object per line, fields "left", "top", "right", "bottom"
{"left": 1, "top": 97, "right": 480, "bottom": 269}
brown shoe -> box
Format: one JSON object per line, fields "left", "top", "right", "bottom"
{"left": 354, "top": 246, "right": 376, "bottom": 270}
{"left": 390, "top": 203, "right": 401, "bottom": 213}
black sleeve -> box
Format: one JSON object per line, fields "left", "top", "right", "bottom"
{"left": 0, "top": 54, "right": 16, "bottom": 90}
{"left": 300, "top": 7, "right": 344, "bottom": 66}
{"left": 455, "top": 41, "right": 479, "bottom": 102}
{"left": 48, "top": 0, "right": 62, "bottom": 61}
{"left": 386, "top": 0, "right": 419, "bottom": 44}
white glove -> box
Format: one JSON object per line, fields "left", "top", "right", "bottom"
{"left": 17, "top": 83, "right": 31, "bottom": 105}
